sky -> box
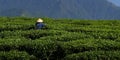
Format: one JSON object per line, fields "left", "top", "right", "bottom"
{"left": 108, "top": 0, "right": 120, "bottom": 6}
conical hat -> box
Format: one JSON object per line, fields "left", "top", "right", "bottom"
{"left": 37, "top": 18, "right": 43, "bottom": 22}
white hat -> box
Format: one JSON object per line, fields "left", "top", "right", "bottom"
{"left": 37, "top": 18, "right": 43, "bottom": 22}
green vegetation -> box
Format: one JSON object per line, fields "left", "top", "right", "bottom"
{"left": 0, "top": 17, "right": 120, "bottom": 60}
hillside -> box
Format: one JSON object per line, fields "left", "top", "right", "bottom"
{"left": 0, "top": 0, "right": 120, "bottom": 19}
{"left": 0, "top": 17, "right": 120, "bottom": 60}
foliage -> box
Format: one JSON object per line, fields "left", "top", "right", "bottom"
{"left": 0, "top": 17, "right": 120, "bottom": 60}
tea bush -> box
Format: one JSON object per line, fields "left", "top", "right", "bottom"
{"left": 61, "top": 39, "right": 120, "bottom": 54}
{"left": 0, "top": 50, "right": 31, "bottom": 60}
{"left": 64, "top": 51, "right": 120, "bottom": 60}
{"left": 0, "top": 17, "right": 120, "bottom": 60}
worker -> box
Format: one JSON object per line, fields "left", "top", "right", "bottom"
{"left": 35, "top": 18, "right": 45, "bottom": 29}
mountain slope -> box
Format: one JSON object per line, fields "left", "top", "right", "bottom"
{"left": 0, "top": 0, "right": 120, "bottom": 19}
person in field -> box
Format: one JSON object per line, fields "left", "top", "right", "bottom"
{"left": 35, "top": 18, "right": 45, "bottom": 29}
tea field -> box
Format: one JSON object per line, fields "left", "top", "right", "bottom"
{"left": 0, "top": 17, "right": 120, "bottom": 60}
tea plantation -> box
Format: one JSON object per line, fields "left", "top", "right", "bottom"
{"left": 0, "top": 17, "right": 120, "bottom": 60}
